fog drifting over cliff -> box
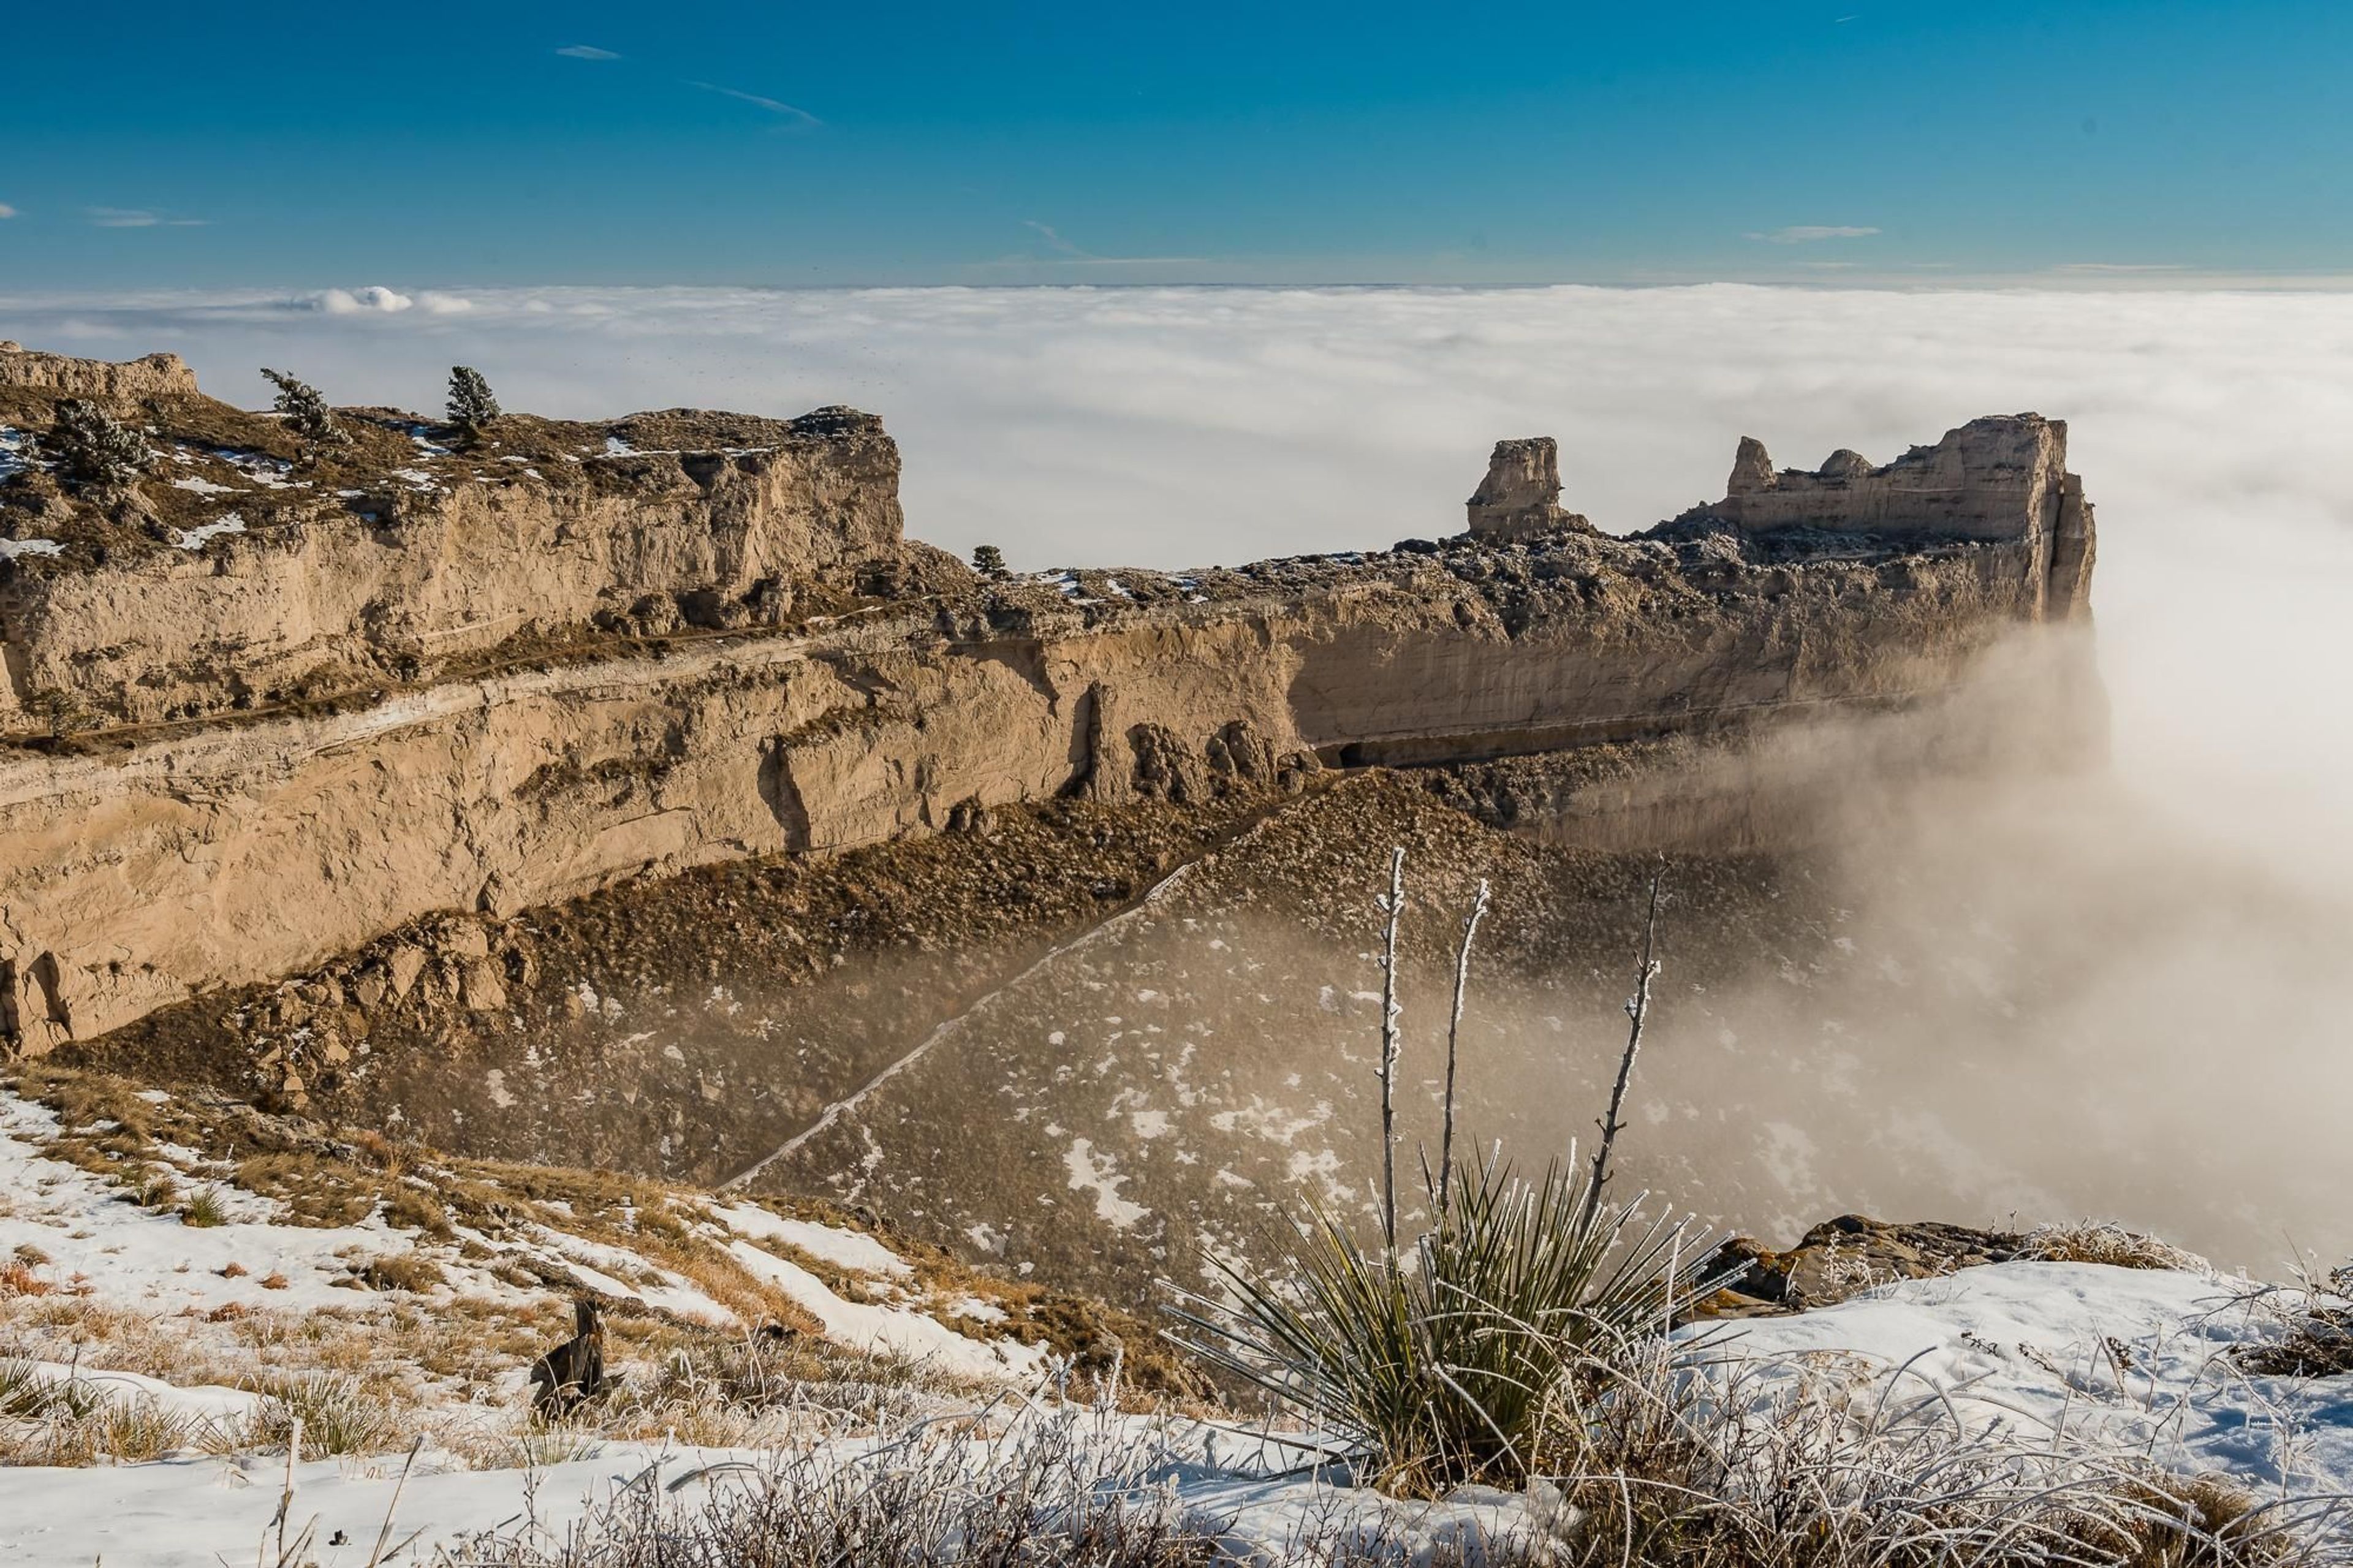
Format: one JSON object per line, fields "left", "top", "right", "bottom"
{"left": 4, "top": 284, "right": 2347, "bottom": 1264}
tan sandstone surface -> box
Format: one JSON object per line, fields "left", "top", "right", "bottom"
{"left": 0, "top": 348, "right": 2097, "bottom": 1057}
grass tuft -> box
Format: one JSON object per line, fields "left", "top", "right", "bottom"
{"left": 238, "top": 1369, "right": 401, "bottom": 1459}
{"left": 2020, "top": 1219, "right": 2210, "bottom": 1273}
{"left": 180, "top": 1186, "right": 230, "bottom": 1227}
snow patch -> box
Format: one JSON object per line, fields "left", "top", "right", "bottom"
{"left": 714, "top": 1202, "right": 911, "bottom": 1279}
{"left": 0, "top": 1094, "right": 401, "bottom": 1313}
{"left": 725, "top": 1240, "right": 1045, "bottom": 1380}
{"left": 171, "top": 513, "right": 246, "bottom": 550}
{"left": 1689, "top": 1262, "right": 2353, "bottom": 1491}
{"left": 0, "top": 426, "right": 32, "bottom": 481}
{"left": 1063, "top": 1138, "right": 1148, "bottom": 1230}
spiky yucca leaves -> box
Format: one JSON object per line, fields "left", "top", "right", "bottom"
{"left": 1167, "top": 1153, "right": 1735, "bottom": 1498}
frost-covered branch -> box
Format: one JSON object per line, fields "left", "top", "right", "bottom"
{"left": 1436, "top": 877, "right": 1489, "bottom": 1230}
{"left": 1584, "top": 862, "right": 1664, "bottom": 1229}
{"left": 1374, "top": 846, "right": 1406, "bottom": 1257}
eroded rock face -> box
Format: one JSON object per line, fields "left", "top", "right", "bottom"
{"left": 0, "top": 343, "right": 200, "bottom": 405}
{"left": 1465, "top": 437, "right": 1591, "bottom": 540}
{"left": 0, "top": 410, "right": 911, "bottom": 728}
{"left": 1696, "top": 414, "right": 2096, "bottom": 620}
{"left": 0, "top": 352, "right": 2102, "bottom": 1056}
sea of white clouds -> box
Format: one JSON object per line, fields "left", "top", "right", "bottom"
{"left": 6, "top": 281, "right": 2347, "bottom": 885}
{"left": 7, "top": 284, "right": 2352, "bottom": 1256}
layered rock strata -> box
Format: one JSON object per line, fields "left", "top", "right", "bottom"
{"left": 0, "top": 349, "right": 2099, "bottom": 1056}
{"left": 1464, "top": 436, "right": 1591, "bottom": 540}
{"left": 0, "top": 341, "right": 199, "bottom": 403}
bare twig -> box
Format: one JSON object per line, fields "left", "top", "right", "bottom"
{"left": 1436, "top": 878, "right": 1490, "bottom": 1229}
{"left": 366, "top": 1437, "right": 426, "bottom": 1568}
{"left": 1584, "top": 863, "right": 1664, "bottom": 1229}
{"left": 1375, "top": 847, "right": 1407, "bottom": 1258}
{"left": 267, "top": 1416, "right": 301, "bottom": 1568}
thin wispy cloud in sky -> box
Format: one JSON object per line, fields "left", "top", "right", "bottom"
{"left": 555, "top": 44, "right": 621, "bottom": 60}
{"left": 1748, "top": 225, "right": 1881, "bottom": 243}
{"left": 1023, "top": 221, "right": 1088, "bottom": 257}
{"left": 0, "top": 204, "right": 17, "bottom": 219}
{"left": 85, "top": 208, "right": 207, "bottom": 229}
{"left": 686, "top": 81, "right": 819, "bottom": 126}
{"left": 1002, "top": 221, "right": 1200, "bottom": 270}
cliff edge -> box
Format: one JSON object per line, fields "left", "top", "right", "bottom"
{"left": 0, "top": 347, "right": 2096, "bottom": 1056}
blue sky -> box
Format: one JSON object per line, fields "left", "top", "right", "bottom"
{"left": 4, "top": 1, "right": 2349, "bottom": 287}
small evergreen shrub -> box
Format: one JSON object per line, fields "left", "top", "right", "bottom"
{"left": 447, "top": 365, "right": 502, "bottom": 441}
{"left": 972, "top": 543, "right": 1010, "bottom": 580}
{"left": 259, "top": 367, "right": 347, "bottom": 450}
{"left": 48, "top": 399, "right": 150, "bottom": 491}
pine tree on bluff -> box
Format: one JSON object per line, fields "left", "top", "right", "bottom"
{"left": 971, "top": 543, "right": 1010, "bottom": 581}
{"left": 260, "top": 368, "right": 347, "bottom": 453}
{"left": 48, "top": 400, "right": 151, "bottom": 492}
{"left": 446, "top": 366, "right": 501, "bottom": 443}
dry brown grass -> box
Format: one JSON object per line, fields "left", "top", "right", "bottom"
{"left": 2020, "top": 1220, "right": 2211, "bottom": 1274}
{"left": 359, "top": 1251, "right": 447, "bottom": 1293}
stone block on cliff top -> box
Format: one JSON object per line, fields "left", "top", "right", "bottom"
{"left": 1464, "top": 436, "right": 1594, "bottom": 540}
{"left": 0, "top": 342, "right": 200, "bottom": 404}
{"left": 1714, "top": 413, "right": 2075, "bottom": 543}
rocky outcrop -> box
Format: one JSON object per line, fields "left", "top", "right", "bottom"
{"left": 1699, "top": 414, "right": 2096, "bottom": 619}
{"left": 1464, "top": 437, "right": 1590, "bottom": 540}
{"left": 0, "top": 406, "right": 914, "bottom": 729}
{"left": 1702, "top": 1216, "right": 2026, "bottom": 1316}
{"left": 0, "top": 355, "right": 2102, "bottom": 1056}
{"left": 0, "top": 342, "right": 200, "bottom": 405}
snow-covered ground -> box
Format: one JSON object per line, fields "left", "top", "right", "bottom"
{"left": 0, "top": 1087, "right": 1053, "bottom": 1381}
{"left": 0, "top": 1417, "right": 1536, "bottom": 1567}
{"left": 1688, "top": 1261, "right": 2353, "bottom": 1493}
{"left": 0, "top": 1094, "right": 407, "bottom": 1316}
{"left": 6, "top": 1080, "right": 2349, "bottom": 1563}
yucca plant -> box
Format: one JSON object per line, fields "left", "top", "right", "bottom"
{"left": 1167, "top": 855, "right": 1730, "bottom": 1496}
{"left": 1168, "top": 1151, "right": 1730, "bottom": 1496}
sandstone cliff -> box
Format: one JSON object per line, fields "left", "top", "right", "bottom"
{"left": 1696, "top": 414, "right": 2096, "bottom": 620}
{"left": 0, "top": 341, "right": 199, "bottom": 404}
{"left": 0, "top": 348, "right": 919, "bottom": 728}
{"left": 0, "top": 349, "right": 2099, "bottom": 1057}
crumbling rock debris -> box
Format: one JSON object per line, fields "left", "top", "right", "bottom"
{"left": 1129, "top": 723, "right": 1209, "bottom": 805}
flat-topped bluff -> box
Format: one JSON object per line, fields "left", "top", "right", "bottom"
{"left": 0, "top": 342, "right": 925, "bottom": 730}
{"left": 0, "top": 347, "right": 2095, "bottom": 1056}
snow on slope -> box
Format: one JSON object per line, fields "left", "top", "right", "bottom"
{"left": 713, "top": 1200, "right": 912, "bottom": 1278}
{"left": 0, "top": 1074, "right": 1059, "bottom": 1393}
{"left": 0, "top": 1094, "right": 402, "bottom": 1314}
{"left": 724, "top": 1238, "right": 1048, "bottom": 1380}
{"left": 1689, "top": 1262, "right": 2353, "bottom": 1491}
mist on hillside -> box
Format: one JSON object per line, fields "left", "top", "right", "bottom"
{"left": 1432, "top": 627, "right": 2353, "bottom": 1274}
{"left": 7, "top": 283, "right": 2347, "bottom": 1272}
